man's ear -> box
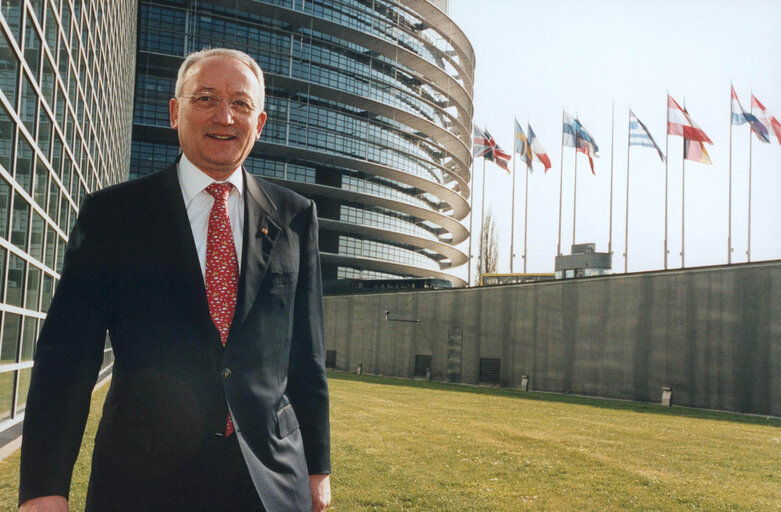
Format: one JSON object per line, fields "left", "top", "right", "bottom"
{"left": 170, "top": 98, "right": 179, "bottom": 129}
{"left": 255, "top": 111, "right": 267, "bottom": 140}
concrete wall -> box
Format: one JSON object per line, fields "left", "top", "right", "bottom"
{"left": 324, "top": 261, "right": 781, "bottom": 416}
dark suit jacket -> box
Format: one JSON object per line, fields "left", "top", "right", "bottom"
{"left": 19, "top": 162, "right": 330, "bottom": 511}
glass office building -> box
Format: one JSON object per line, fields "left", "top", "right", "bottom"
{"left": 0, "top": 0, "right": 136, "bottom": 439}
{"left": 132, "top": 0, "right": 474, "bottom": 288}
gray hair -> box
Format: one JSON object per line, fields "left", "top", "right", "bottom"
{"left": 175, "top": 48, "right": 265, "bottom": 111}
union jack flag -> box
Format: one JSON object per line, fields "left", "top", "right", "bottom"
{"left": 473, "top": 125, "right": 511, "bottom": 173}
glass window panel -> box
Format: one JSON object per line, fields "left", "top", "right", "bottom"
{"left": 0, "top": 175, "right": 11, "bottom": 240}
{"left": 28, "top": 0, "right": 44, "bottom": 22}
{"left": 11, "top": 190, "right": 29, "bottom": 250}
{"left": 50, "top": 132, "right": 61, "bottom": 176}
{"left": 67, "top": 204, "right": 75, "bottom": 231}
{"left": 40, "top": 272, "right": 53, "bottom": 312}
{"left": 14, "top": 133, "right": 33, "bottom": 191}
{"left": 0, "top": 101, "right": 14, "bottom": 174}
{"left": 6, "top": 253, "right": 23, "bottom": 306}
{"left": 57, "top": 194, "right": 67, "bottom": 232}
{"left": 1, "top": 312, "right": 21, "bottom": 362}
{"left": 29, "top": 210, "right": 44, "bottom": 262}
{"left": 0, "top": 248, "right": 5, "bottom": 301}
{"left": 54, "top": 83, "right": 66, "bottom": 126}
{"left": 55, "top": 234, "right": 64, "bottom": 273}
{"left": 32, "top": 155, "right": 47, "bottom": 206}
{"left": 16, "top": 366, "right": 32, "bottom": 414}
{"left": 44, "top": 2, "right": 57, "bottom": 50}
{"left": 44, "top": 223, "right": 55, "bottom": 268}
{"left": 46, "top": 168, "right": 58, "bottom": 220}
{"left": 36, "top": 106, "right": 51, "bottom": 156}
{"left": 25, "top": 264, "right": 40, "bottom": 310}
{"left": 20, "top": 316, "right": 36, "bottom": 361}
{"left": 40, "top": 55, "right": 55, "bottom": 107}
{"left": 19, "top": 72, "right": 36, "bottom": 135}
{"left": 1, "top": 1, "right": 23, "bottom": 42}
{"left": 0, "top": 369, "right": 13, "bottom": 422}
{"left": 23, "top": 10, "right": 41, "bottom": 75}
{"left": 0, "top": 25, "right": 19, "bottom": 107}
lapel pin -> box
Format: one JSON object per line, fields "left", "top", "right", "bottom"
{"left": 261, "top": 227, "right": 269, "bottom": 236}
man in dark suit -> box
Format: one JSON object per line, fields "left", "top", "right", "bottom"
{"left": 18, "top": 48, "right": 331, "bottom": 511}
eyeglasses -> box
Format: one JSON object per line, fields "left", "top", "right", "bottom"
{"left": 179, "top": 94, "right": 257, "bottom": 115}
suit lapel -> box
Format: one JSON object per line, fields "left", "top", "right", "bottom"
{"left": 234, "top": 171, "right": 280, "bottom": 330}
{"left": 158, "top": 162, "right": 216, "bottom": 335}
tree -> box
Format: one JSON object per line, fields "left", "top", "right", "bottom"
{"left": 478, "top": 208, "right": 499, "bottom": 281}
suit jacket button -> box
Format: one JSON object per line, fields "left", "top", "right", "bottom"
{"left": 222, "top": 368, "right": 232, "bottom": 379}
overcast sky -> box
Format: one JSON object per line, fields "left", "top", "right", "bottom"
{"left": 447, "top": 0, "right": 781, "bottom": 281}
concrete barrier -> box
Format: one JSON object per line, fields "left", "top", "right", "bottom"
{"left": 324, "top": 261, "right": 781, "bottom": 416}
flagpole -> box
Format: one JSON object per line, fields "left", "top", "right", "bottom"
{"left": 557, "top": 109, "right": 565, "bottom": 256}
{"left": 510, "top": 126, "right": 517, "bottom": 273}
{"left": 609, "top": 99, "right": 615, "bottom": 256}
{"left": 467, "top": 154, "right": 476, "bottom": 286}
{"left": 728, "top": 84, "right": 733, "bottom": 265}
{"left": 572, "top": 129, "right": 578, "bottom": 247}
{"left": 681, "top": 134, "right": 686, "bottom": 269}
{"left": 664, "top": 92, "right": 670, "bottom": 270}
{"left": 523, "top": 154, "right": 530, "bottom": 273}
{"left": 747, "top": 128, "right": 753, "bottom": 263}
{"left": 624, "top": 109, "right": 632, "bottom": 273}
{"left": 480, "top": 157, "right": 487, "bottom": 278}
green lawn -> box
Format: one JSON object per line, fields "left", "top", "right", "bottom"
{"left": 2, "top": 373, "right": 779, "bottom": 511}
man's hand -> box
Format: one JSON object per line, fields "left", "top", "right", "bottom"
{"left": 18, "top": 496, "right": 68, "bottom": 512}
{"left": 309, "top": 474, "right": 331, "bottom": 512}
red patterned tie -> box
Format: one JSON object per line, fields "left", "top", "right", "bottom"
{"left": 205, "top": 182, "right": 238, "bottom": 437}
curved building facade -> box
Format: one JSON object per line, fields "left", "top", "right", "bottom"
{"left": 132, "top": 0, "right": 474, "bottom": 287}
{"left": 0, "top": 0, "right": 136, "bottom": 434}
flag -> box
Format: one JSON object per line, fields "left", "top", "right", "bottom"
{"left": 473, "top": 125, "right": 492, "bottom": 158}
{"left": 629, "top": 110, "right": 665, "bottom": 162}
{"left": 563, "top": 111, "right": 599, "bottom": 173}
{"left": 684, "top": 138, "right": 711, "bottom": 165}
{"left": 563, "top": 112, "right": 599, "bottom": 174}
{"left": 732, "top": 87, "right": 770, "bottom": 143}
{"left": 563, "top": 111, "right": 578, "bottom": 148}
{"left": 751, "top": 94, "right": 781, "bottom": 144}
{"left": 667, "top": 95, "right": 712, "bottom": 143}
{"left": 475, "top": 126, "right": 511, "bottom": 173}
{"left": 514, "top": 119, "right": 533, "bottom": 168}
{"left": 484, "top": 129, "right": 511, "bottom": 172}
{"left": 528, "top": 123, "right": 552, "bottom": 172}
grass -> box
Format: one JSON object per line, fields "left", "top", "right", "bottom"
{"left": 1, "top": 372, "right": 779, "bottom": 511}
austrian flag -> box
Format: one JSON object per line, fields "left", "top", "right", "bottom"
{"left": 667, "top": 95, "right": 712, "bottom": 143}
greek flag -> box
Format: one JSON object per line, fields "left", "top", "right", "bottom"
{"left": 629, "top": 110, "right": 665, "bottom": 162}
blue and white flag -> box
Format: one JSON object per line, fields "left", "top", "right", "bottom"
{"left": 629, "top": 110, "right": 665, "bottom": 162}
{"left": 563, "top": 111, "right": 599, "bottom": 174}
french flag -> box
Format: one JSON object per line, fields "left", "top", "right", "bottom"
{"left": 528, "top": 123, "right": 551, "bottom": 173}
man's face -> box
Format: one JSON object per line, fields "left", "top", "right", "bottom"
{"left": 170, "top": 56, "right": 267, "bottom": 180}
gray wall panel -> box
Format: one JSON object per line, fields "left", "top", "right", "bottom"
{"left": 324, "top": 262, "right": 780, "bottom": 416}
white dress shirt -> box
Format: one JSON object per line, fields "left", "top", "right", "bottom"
{"left": 177, "top": 154, "right": 245, "bottom": 277}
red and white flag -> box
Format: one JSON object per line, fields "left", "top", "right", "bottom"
{"left": 752, "top": 94, "right": 781, "bottom": 145}
{"left": 667, "top": 95, "right": 712, "bottom": 143}
{"left": 528, "top": 123, "right": 551, "bottom": 173}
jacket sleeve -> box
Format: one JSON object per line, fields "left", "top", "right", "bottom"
{"left": 286, "top": 201, "right": 331, "bottom": 475}
{"left": 19, "top": 193, "right": 113, "bottom": 503}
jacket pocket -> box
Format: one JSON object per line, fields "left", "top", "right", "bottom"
{"left": 276, "top": 403, "right": 300, "bottom": 438}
